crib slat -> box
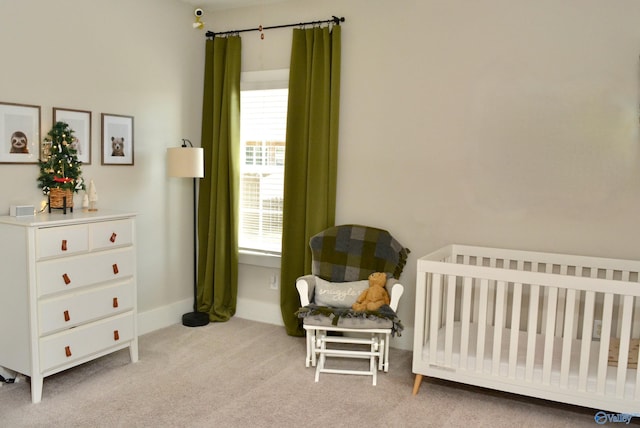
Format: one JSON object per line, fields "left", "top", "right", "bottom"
{"left": 508, "top": 282, "right": 522, "bottom": 379}
{"left": 424, "top": 273, "right": 432, "bottom": 350}
{"left": 472, "top": 277, "right": 480, "bottom": 324}
{"left": 597, "top": 293, "right": 614, "bottom": 394}
{"left": 560, "top": 288, "right": 577, "bottom": 388}
{"left": 540, "top": 264, "right": 549, "bottom": 335}
{"left": 561, "top": 265, "right": 580, "bottom": 340}
{"left": 492, "top": 281, "right": 506, "bottom": 375}
{"left": 579, "top": 291, "right": 596, "bottom": 392}
{"left": 617, "top": 271, "right": 630, "bottom": 338}
{"left": 634, "top": 289, "right": 640, "bottom": 339}
{"left": 460, "top": 276, "right": 473, "bottom": 369}
{"left": 572, "top": 290, "right": 581, "bottom": 340}
{"left": 616, "top": 295, "right": 634, "bottom": 398}
{"left": 486, "top": 258, "right": 497, "bottom": 329}
{"left": 555, "top": 286, "right": 566, "bottom": 337}
{"left": 526, "top": 284, "right": 540, "bottom": 382}
{"left": 429, "top": 274, "right": 442, "bottom": 365}
{"left": 444, "top": 275, "right": 456, "bottom": 366}
{"left": 476, "top": 279, "right": 489, "bottom": 373}
{"left": 542, "top": 286, "right": 558, "bottom": 385}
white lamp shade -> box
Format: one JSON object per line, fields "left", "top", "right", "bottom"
{"left": 167, "top": 147, "right": 204, "bottom": 178}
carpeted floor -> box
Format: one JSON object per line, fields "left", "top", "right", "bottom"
{"left": 0, "top": 317, "right": 619, "bottom": 427}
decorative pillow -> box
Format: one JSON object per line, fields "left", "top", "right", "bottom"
{"left": 313, "top": 277, "right": 370, "bottom": 308}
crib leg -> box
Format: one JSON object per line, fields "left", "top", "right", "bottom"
{"left": 412, "top": 374, "right": 423, "bottom": 395}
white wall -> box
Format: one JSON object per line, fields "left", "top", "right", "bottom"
{"left": 215, "top": 0, "right": 640, "bottom": 349}
{"left": 2, "top": 0, "right": 640, "bottom": 351}
{"left": 0, "top": 0, "right": 205, "bottom": 333}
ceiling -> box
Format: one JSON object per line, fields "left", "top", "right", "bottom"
{"left": 178, "top": 0, "right": 289, "bottom": 11}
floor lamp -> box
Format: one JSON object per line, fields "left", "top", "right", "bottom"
{"left": 167, "top": 139, "right": 209, "bottom": 327}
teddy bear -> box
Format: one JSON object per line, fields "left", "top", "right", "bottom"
{"left": 351, "top": 272, "right": 390, "bottom": 312}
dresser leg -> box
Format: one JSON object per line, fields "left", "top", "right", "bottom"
{"left": 129, "top": 339, "right": 139, "bottom": 363}
{"left": 31, "top": 375, "right": 43, "bottom": 404}
{"left": 412, "top": 374, "right": 423, "bottom": 395}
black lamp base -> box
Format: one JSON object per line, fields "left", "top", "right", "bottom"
{"left": 182, "top": 311, "right": 209, "bottom": 327}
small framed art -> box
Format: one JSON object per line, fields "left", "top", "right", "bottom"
{"left": 53, "top": 108, "right": 92, "bottom": 164}
{"left": 101, "top": 113, "right": 134, "bottom": 165}
{"left": 0, "top": 101, "right": 40, "bottom": 164}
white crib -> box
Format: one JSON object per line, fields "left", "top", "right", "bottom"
{"left": 412, "top": 244, "right": 640, "bottom": 414}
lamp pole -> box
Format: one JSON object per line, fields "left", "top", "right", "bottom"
{"left": 168, "top": 139, "right": 209, "bottom": 327}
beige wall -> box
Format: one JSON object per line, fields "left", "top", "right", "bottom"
{"left": 219, "top": 0, "right": 640, "bottom": 349}
{"left": 2, "top": 0, "right": 640, "bottom": 350}
{"left": 0, "top": 0, "right": 205, "bottom": 331}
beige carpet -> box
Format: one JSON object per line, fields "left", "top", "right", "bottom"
{"left": 0, "top": 317, "right": 614, "bottom": 427}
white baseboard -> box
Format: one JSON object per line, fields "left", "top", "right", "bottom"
{"left": 390, "top": 327, "right": 412, "bottom": 351}
{"left": 235, "top": 297, "right": 284, "bottom": 326}
{"left": 136, "top": 297, "right": 284, "bottom": 336}
{"left": 137, "top": 298, "right": 192, "bottom": 336}
{"left": 137, "top": 298, "right": 413, "bottom": 351}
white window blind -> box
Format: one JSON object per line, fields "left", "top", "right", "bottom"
{"left": 239, "top": 86, "right": 288, "bottom": 254}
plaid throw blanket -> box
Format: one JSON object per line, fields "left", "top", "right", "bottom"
{"left": 296, "top": 304, "right": 404, "bottom": 337}
{"left": 310, "top": 225, "right": 410, "bottom": 282}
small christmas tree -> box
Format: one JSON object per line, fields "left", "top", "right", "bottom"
{"left": 37, "top": 121, "right": 85, "bottom": 195}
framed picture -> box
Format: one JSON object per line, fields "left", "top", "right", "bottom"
{"left": 101, "top": 113, "right": 134, "bottom": 165}
{"left": 0, "top": 102, "right": 40, "bottom": 164}
{"left": 53, "top": 108, "right": 92, "bottom": 164}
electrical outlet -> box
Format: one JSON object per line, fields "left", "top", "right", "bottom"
{"left": 593, "top": 320, "right": 602, "bottom": 340}
{"left": 269, "top": 274, "right": 279, "bottom": 290}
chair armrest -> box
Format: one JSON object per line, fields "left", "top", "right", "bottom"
{"left": 387, "top": 279, "right": 404, "bottom": 312}
{"left": 296, "top": 275, "right": 317, "bottom": 307}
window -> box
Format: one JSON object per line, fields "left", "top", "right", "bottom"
{"left": 239, "top": 70, "right": 288, "bottom": 254}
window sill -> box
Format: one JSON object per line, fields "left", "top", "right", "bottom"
{"left": 238, "top": 250, "right": 281, "bottom": 269}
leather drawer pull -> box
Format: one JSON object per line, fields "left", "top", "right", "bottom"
{"left": 110, "top": 232, "right": 117, "bottom": 243}
{"left": 113, "top": 330, "right": 120, "bottom": 341}
{"left": 61, "top": 239, "right": 68, "bottom": 251}
{"left": 65, "top": 346, "right": 72, "bottom": 357}
{"left": 62, "top": 273, "right": 71, "bottom": 285}
{"left": 64, "top": 310, "right": 70, "bottom": 322}
{"left": 113, "top": 297, "right": 119, "bottom": 308}
{"left": 112, "top": 264, "right": 119, "bottom": 274}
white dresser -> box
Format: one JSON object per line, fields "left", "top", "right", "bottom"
{"left": 0, "top": 210, "right": 138, "bottom": 403}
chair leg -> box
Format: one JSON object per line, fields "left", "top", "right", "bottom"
{"left": 311, "top": 329, "right": 321, "bottom": 367}
{"left": 305, "top": 330, "right": 312, "bottom": 368}
{"left": 383, "top": 332, "right": 390, "bottom": 372}
{"left": 377, "top": 333, "right": 384, "bottom": 371}
{"left": 370, "top": 337, "right": 378, "bottom": 385}
{"left": 315, "top": 333, "right": 327, "bottom": 382}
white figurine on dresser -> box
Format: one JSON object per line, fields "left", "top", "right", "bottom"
{"left": 0, "top": 210, "right": 138, "bottom": 403}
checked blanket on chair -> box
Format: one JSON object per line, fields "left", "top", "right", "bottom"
{"left": 310, "top": 225, "right": 410, "bottom": 282}
{"left": 296, "top": 304, "right": 404, "bottom": 337}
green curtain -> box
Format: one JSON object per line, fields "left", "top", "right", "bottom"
{"left": 280, "top": 25, "right": 342, "bottom": 336}
{"left": 198, "top": 36, "right": 241, "bottom": 322}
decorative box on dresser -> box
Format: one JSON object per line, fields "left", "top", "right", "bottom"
{"left": 0, "top": 210, "right": 138, "bottom": 403}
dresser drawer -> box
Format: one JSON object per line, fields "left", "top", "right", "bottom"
{"left": 90, "top": 219, "right": 134, "bottom": 251}
{"left": 37, "top": 247, "right": 135, "bottom": 297}
{"left": 38, "top": 281, "right": 135, "bottom": 335}
{"left": 39, "top": 312, "right": 135, "bottom": 372}
{"left": 37, "top": 224, "right": 89, "bottom": 260}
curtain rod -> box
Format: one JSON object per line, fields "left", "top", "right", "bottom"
{"left": 205, "top": 15, "right": 345, "bottom": 38}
